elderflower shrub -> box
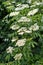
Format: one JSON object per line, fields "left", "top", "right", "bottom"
{"left": 0, "top": 0, "right": 43, "bottom": 65}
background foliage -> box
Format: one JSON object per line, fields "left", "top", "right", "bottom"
{"left": 0, "top": 0, "right": 43, "bottom": 65}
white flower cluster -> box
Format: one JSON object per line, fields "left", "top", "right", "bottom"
{"left": 29, "top": 1, "right": 43, "bottom": 8}
{"left": 14, "top": 53, "right": 22, "bottom": 60}
{"left": 33, "top": 1, "right": 43, "bottom": 6}
{"left": 18, "top": 16, "right": 30, "bottom": 23}
{"left": 27, "top": 8, "right": 39, "bottom": 16}
{"left": 16, "top": 3, "right": 21, "bottom": 7}
{"left": 18, "top": 32, "right": 24, "bottom": 35}
{"left": 17, "top": 23, "right": 39, "bottom": 35}
{"left": 30, "top": 5, "right": 36, "bottom": 8}
{"left": 6, "top": 46, "right": 14, "bottom": 54}
{"left": 9, "top": 12, "right": 19, "bottom": 17}
{"left": 29, "top": 23, "right": 39, "bottom": 31}
{"left": 15, "top": 4, "right": 29, "bottom": 11}
{"left": 11, "top": 37, "right": 17, "bottom": 42}
{"left": 17, "top": 27, "right": 27, "bottom": 33}
{"left": 15, "top": 39, "right": 26, "bottom": 47}
{"left": 10, "top": 24, "right": 20, "bottom": 30}
{"left": 17, "top": 27, "right": 32, "bottom": 35}
{"left": 25, "top": 30, "right": 32, "bottom": 34}
{"left": 6, "top": 46, "right": 22, "bottom": 60}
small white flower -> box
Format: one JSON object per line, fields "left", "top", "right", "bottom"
{"left": 16, "top": 3, "right": 21, "bottom": 7}
{"left": 30, "top": 5, "right": 36, "bottom": 8}
{"left": 18, "top": 17, "right": 30, "bottom": 23}
{"left": 27, "top": 8, "right": 39, "bottom": 16}
{"left": 17, "top": 27, "right": 27, "bottom": 32}
{"left": 18, "top": 32, "right": 24, "bottom": 35}
{"left": 10, "top": 25, "right": 20, "bottom": 30}
{"left": 36, "top": 2, "right": 42, "bottom": 5}
{"left": 15, "top": 4, "right": 29, "bottom": 11}
{"left": 33, "top": 1, "right": 43, "bottom": 6}
{"left": 15, "top": 39, "right": 26, "bottom": 47}
{"left": 29, "top": 23, "right": 39, "bottom": 31}
{"left": 9, "top": 12, "right": 19, "bottom": 17}
{"left": 15, "top": 7, "right": 24, "bottom": 11}
{"left": 33, "top": 23, "right": 39, "bottom": 31}
{"left": 14, "top": 53, "right": 22, "bottom": 60}
{"left": 4, "top": 38, "right": 8, "bottom": 41}
{"left": 6, "top": 46, "right": 14, "bottom": 54}
{"left": 17, "top": 27, "right": 32, "bottom": 35}
{"left": 25, "top": 30, "right": 32, "bottom": 33}
{"left": 11, "top": 37, "right": 17, "bottom": 42}
{"left": 22, "top": 4, "right": 29, "bottom": 8}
